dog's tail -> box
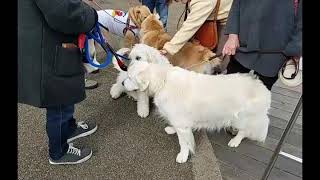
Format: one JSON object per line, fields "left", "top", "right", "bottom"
{"left": 112, "top": 48, "right": 131, "bottom": 72}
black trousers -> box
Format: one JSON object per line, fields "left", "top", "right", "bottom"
{"left": 226, "top": 57, "right": 278, "bottom": 91}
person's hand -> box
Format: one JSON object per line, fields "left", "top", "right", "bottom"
{"left": 160, "top": 49, "right": 168, "bottom": 55}
{"left": 222, "top": 34, "right": 239, "bottom": 56}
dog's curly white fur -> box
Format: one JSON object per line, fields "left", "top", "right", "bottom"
{"left": 124, "top": 48, "right": 271, "bottom": 163}
{"left": 110, "top": 44, "right": 169, "bottom": 118}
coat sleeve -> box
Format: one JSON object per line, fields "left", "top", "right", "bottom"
{"left": 163, "top": 0, "right": 216, "bottom": 55}
{"left": 283, "top": 0, "right": 302, "bottom": 57}
{"left": 33, "top": 0, "right": 98, "bottom": 34}
{"left": 224, "top": 0, "right": 239, "bottom": 35}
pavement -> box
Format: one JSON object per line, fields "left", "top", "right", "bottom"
{"left": 18, "top": 0, "right": 222, "bottom": 179}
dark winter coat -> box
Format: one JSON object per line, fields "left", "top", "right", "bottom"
{"left": 18, "top": 0, "right": 98, "bottom": 107}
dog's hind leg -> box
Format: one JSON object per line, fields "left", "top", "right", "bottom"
{"left": 137, "top": 91, "right": 149, "bottom": 118}
{"left": 244, "top": 114, "right": 269, "bottom": 143}
{"left": 175, "top": 127, "right": 195, "bottom": 163}
{"left": 228, "top": 130, "right": 246, "bottom": 147}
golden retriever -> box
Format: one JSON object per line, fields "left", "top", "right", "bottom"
{"left": 140, "top": 14, "right": 223, "bottom": 74}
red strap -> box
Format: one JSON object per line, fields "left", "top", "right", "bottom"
{"left": 78, "top": 33, "right": 86, "bottom": 49}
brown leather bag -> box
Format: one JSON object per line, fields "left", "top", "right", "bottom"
{"left": 194, "top": 20, "right": 218, "bottom": 50}
{"left": 184, "top": 0, "right": 221, "bottom": 50}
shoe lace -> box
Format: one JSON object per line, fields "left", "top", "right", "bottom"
{"left": 67, "top": 143, "right": 81, "bottom": 156}
{"left": 77, "top": 121, "right": 88, "bottom": 130}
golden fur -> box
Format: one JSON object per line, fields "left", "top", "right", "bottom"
{"left": 140, "top": 14, "right": 172, "bottom": 50}
{"left": 140, "top": 14, "right": 222, "bottom": 74}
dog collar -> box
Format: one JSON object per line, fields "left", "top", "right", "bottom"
{"left": 123, "top": 17, "right": 139, "bottom": 36}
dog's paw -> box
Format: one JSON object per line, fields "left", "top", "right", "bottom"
{"left": 228, "top": 137, "right": 241, "bottom": 148}
{"left": 176, "top": 151, "right": 189, "bottom": 163}
{"left": 110, "top": 84, "right": 123, "bottom": 99}
{"left": 165, "top": 126, "right": 176, "bottom": 135}
{"left": 137, "top": 104, "right": 149, "bottom": 118}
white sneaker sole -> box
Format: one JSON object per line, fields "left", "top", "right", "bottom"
{"left": 49, "top": 150, "right": 92, "bottom": 165}
{"left": 67, "top": 125, "right": 98, "bottom": 143}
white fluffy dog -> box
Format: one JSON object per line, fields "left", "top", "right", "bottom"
{"left": 110, "top": 44, "right": 170, "bottom": 117}
{"left": 123, "top": 57, "right": 271, "bottom": 163}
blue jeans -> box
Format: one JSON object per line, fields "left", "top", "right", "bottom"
{"left": 142, "top": 0, "right": 169, "bottom": 30}
{"left": 46, "top": 104, "right": 77, "bottom": 160}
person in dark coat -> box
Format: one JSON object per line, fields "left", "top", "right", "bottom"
{"left": 222, "top": 0, "right": 302, "bottom": 136}
{"left": 18, "top": 0, "right": 99, "bottom": 164}
{"left": 222, "top": 0, "right": 302, "bottom": 90}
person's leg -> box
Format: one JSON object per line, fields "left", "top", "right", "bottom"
{"left": 67, "top": 115, "right": 98, "bottom": 143}
{"left": 142, "top": 0, "right": 156, "bottom": 13}
{"left": 156, "top": 0, "right": 169, "bottom": 30}
{"left": 46, "top": 104, "right": 95, "bottom": 164}
{"left": 254, "top": 72, "right": 278, "bottom": 91}
{"left": 46, "top": 104, "right": 75, "bottom": 160}
{"left": 226, "top": 56, "right": 251, "bottom": 74}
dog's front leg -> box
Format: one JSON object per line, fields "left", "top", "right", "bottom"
{"left": 175, "top": 127, "right": 195, "bottom": 163}
{"left": 110, "top": 82, "right": 125, "bottom": 99}
{"left": 137, "top": 91, "right": 149, "bottom": 118}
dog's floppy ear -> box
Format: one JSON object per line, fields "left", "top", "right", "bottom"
{"left": 136, "top": 71, "right": 149, "bottom": 91}
{"left": 129, "top": 7, "right": 140, "bottom": 27}
{"left": 128, "top": 61, "right": 150, "bottom": 91}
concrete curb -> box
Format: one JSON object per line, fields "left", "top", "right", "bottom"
{"left": 192, "top": 130, "right": 222, "bottom": 180}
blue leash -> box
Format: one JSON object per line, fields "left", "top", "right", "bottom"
{"left": 84, "top": 23, "right": 130, "bottom": 71}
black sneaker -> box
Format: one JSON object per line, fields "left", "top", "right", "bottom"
{"left": 49, "top": 143, "right": 92, "bottom": 165}
{"left": 67, "top": 121, "right": 97, "bottom": 143}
